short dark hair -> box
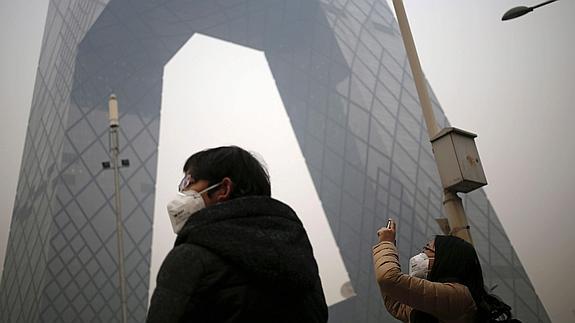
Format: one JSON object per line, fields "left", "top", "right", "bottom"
{"left": 183, "top": 146, "right": 271, "bottom": 199}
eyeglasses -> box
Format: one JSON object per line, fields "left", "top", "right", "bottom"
{"left": 178, "top": 175, "right": 192, "bottom": 192}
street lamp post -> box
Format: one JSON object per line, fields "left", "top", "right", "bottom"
{"left": 502, "top": 0, "right": 559, "bottom": 21}
{"left": 101, "top": 94, "right": 130, "bottom": 323}
{"left": 391, "top": 0, "right": 488, "bottom": 244}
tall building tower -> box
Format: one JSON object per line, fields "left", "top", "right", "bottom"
{"left": 0, "top": 0, "right": 550, "bottom": 322}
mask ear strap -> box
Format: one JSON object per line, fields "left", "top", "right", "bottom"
{"left": 199, "top": 181, "right": 223, "bottom": 195}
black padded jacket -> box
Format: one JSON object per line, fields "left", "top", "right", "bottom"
{"left": 146, "top": 196, "right": 328, "bottom": 323}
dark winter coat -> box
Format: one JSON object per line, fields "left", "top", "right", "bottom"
{"left": 146, "top": 196, "right": 328, "bottom": 323}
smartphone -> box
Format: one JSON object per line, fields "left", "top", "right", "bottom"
{"left": 386, "top": 219, "right": 392, "bottom": 229}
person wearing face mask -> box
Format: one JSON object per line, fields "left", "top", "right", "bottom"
{"left": 146, "top": 146, "right": 328, "bottom": 323}
{"left": 373, "top": 219, "right": 521, "bottom": 323}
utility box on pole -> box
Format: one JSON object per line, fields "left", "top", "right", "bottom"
{"left": 430, "top": 127, "right": 487, "bottom": 193}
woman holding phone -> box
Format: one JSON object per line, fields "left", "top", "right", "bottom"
{"left": 373, "top": 219, "right": 520, "bottom": 323}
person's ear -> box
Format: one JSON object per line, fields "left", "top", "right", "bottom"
{"left": 215, "top": 177, "right": 232, "bottom": 202}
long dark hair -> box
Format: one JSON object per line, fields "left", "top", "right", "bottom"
{"left": 411, "top": 236, "right": 519, "bottom": 323}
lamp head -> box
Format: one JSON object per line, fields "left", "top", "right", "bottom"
{"left": 502, "top": 6, "right": 533, "bottom": 21}
{"left": 108, "top": 94, "right": 119, "bottom": 127}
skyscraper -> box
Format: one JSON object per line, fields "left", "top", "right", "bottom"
{"left": 0, "top": 0, "right": 550, "bottom": 322}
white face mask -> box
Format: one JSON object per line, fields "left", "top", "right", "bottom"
{"left": 409, "top": 252, "right": 432, "bottom": 279}
{"left": 166, "top": 182, "right": 221, "bottom": 234}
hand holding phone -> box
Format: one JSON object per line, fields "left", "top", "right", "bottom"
{"left": 378, "top": 219, "right": 396, "bottom": 244}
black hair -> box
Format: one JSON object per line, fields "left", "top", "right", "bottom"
{"left": 183, "top": 146, "right": 271, "bottom": 199}
{"left": 411, "top": 235, "right": 520, "bottom": 323}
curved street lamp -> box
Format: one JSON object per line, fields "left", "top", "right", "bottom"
{"left": 502, "top": 0, "right": 559, "bottom": 21}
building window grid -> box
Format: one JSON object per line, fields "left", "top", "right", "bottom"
{"left": 2, "top": 4, "right": 86, "bottom": 319}
{"left": 37, "top": 9, "right": 60, "bottom": 74}
{"left": 467, "top": 212, "right": 541, "bottom": 319}
{"left": 340, "top": 2, "right": 366, "bottom": 37}
{"left": 39, "top": 126, "right": 52, "bottom": 167}
{"left": 351, "top": 68, "right": 377, "bottom": 108}
{"left": 377, "top": 62, "right": 403, "bottom": 98}
{"left": 395, "top": 123, "right": 421, "bottom": 160}
{"left": 42, "top": 96, "right": 64, "bottom": 151}
{"left": 57, "top": 152, "right": 106, "bottom": 217}
{"left": 372, "top": 87, "right": 399, "bottom": 120}
{"left": 46, "top": 104, "right": 60, "bottom": 142}
{"left": 360, "top": 28, "right": 385, "bottom": 61}
{"left": 53, "top": 63, "right": 71, "bottom": 99}
{"left": 35, "top": 71, "right": 53, "bottom": 111}
{"left": 43, "top": 33, "right": 63, "bottom": 88}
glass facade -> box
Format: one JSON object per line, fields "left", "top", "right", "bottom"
{"left": 0, "top": 0, "right": 550, "bottom": 322}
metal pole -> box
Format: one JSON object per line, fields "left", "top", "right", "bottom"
{"left": 391, "top": 0, "right": 473, "bottom": 244}
{"left": 392, "top": 0, "right": 438, "bottom": 139}
{"left": 443, "top": 191, "right": 473, "bottom": 244}
{"left": 532, "top": 0, "right": 559, "bottom": 10}
{"left": 109, "top": 95, "right": 128, "bottom": 323}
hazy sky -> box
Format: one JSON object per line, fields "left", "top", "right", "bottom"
{"left": 0, "top": 0, "right": 49, "bottom": 281}
{"left": 1, "top": 0, "right": 574, "bottom": 322}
